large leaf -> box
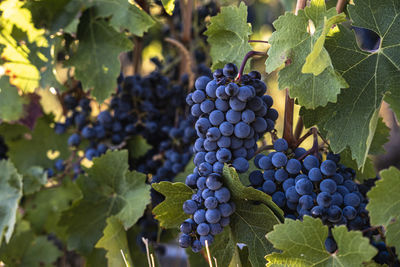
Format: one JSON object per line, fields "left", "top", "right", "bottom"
{"left": 95, "top": 216, "right": 133, "bottom": 267}
{"left": 0, "top": 160, "right": 23, "bottom": 245}
{"left": 303, "top": 0, "right": 400, "bottom": 167}
{"left": 0, "top": 115, "right": 69, "bottom": 172}
{"left": 0, "top": 76, "right": 25, "bottom": 121}
{"left": 60, "top": 150, "right": 150, "bottom": 254}
{"left": 204, "top": 2, "right": 252, "bottom": 70}
{"left": 385, "top": 91, "right": 400, "bottom": 120}
{"left": 367, "top": 167, "right": 400, "bottom": 259}
{"left": 231, "top": 201, "right": 279, "bottom": 267}
{"left": 223, "top": 165, "right": 284, "bottom": 222}
{"left": 0, "top": 222, "right": 62, "bottom": 266}
{"left": 369, "top": 117, "right": 390, "bottom": 155}
{"left": 265, "top": 0, "right": 348, "bottom": 109}
{"left": 24, "top": 179, "right": 81, "bottom": 238}
{"left": 90, "top": 0, "right": 155, "bottom": 36}
{"left": 152, "top": 182, "right": 193, "bottom": 228}
{"left": 24, "top": 0, "right": 82, "bottom": 33}
{"left": 67, "top": 10, "right": 132, "bottom": 102}
{"left": 0, "top": 0, "right": 47, "bottom": 92}
{"left": 22, "top": 166, "right": 47, "bottom": 195}
{"left": 127, "top": 135, "right": 152, "bottom": 160}
{"left": 266, "top": 216, "right": 377, "bottom": 266}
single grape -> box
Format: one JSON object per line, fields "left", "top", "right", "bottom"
{"left": 197, "top": 223, "right": 210, "bottom": 236}
{"left": 320, "top": 160, "right": 337, "bottom": 176}
{"left": 325, "top": 237, "right": 337, "bottom": 253}
{"left": 183, "top": 200, "right": 198, "bottom": 214}
{"left": 205, "top": 209, "right": 221, "bottom": 224}
{"left": 179, "top": 234, "right": 192, "bottom": 248}
{"left": 273, "top": 138, "right": 288, "bottom": 152}
{"left": 308, "top": 168, "right": 323, "bottom": 182}
{"left": 215, "top": 187, "right": 231, "bottom": 203}
{"left": 320, "top": 179, "right": 337, "bottom": 194}
{"left": 271, "top": 152, "right": 287, "bottom": 168}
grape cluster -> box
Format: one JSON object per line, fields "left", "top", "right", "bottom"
{"left": 54, "top": 72, "right": 195, "bottom": 181}
{"left": 0, "top": 135, "right": 8, "bottom": 160}
{"left": 250, "top": 138, "right": 371, "bottom": 253}
{"left": 178, "top": 63, "right": 278, "bottom": 252}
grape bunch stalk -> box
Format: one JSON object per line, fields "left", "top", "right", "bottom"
{"left": 250, "top": 137, "right": 374, "bottom": 253}
{"left": 179, "top": 62, "right": 278, "bottom": 252}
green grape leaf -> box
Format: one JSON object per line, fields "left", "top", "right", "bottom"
{"left": 127, "top": 135, "right": 152, "bottom": 160}
{"left": 210, "top": 226, "right": 236, "bottom": 266}
{"left": 95, "top": 216, "right": 133, "bottom": 267}
{"left": 66, "top": 10, "right": 131, "bottom": 102}
{"left": 386, "top": 217, "right": 400, "bottom": 259}
{"left": 152, "top": 182, "right": 193, "bottom": 228}
{"left": 385, "top": 91, "right": 400, "bottom": 120}
{"left": 0, "top": 160, "right": 23, "bottom": 245}
{"left": 85, "top": 248, "right": 107, "bottom": 267}
{"left": 367, "top": 167, "right": 400, "bottom": 227}
{"left": 174, "top": 156, "right": 194, "bottom": 183}
{"left": 0, "top": 115, "right": 69, "bottom": 172}
{"left": 25, "top": 179, "right": 81, "bottom": 238}
{"left": 0, "top": 76, "right": 25, "bottom": 121}
{"left": 186, "top": 247, "right": 208, "bottom": 267}
{"left": 0, "top": 224, "right": 63, "bottom": 267}
{"left": 22, "top": 166, "right": 47, "bottom": 195}
{"left": 116, "top": 170, "right": 151, "bottom": 229}
{"left": 223, "top": 165, "right": 284, "bottom": 222}
{"left": 90, "top": 0, "right": 155, "bottom": 36}
{"left": 204, "top": 2, "right": 252, "bottom": 70}
{"left": 0, "top": 0, "right": 47, "bottom": 92}
{"left": 161, "top": 0, "right": 176, "bottom": 15}
{"left": 303, "top": 0, "right": 400, "bottom": 168}
{"left": 231, "top": 201, "right": 279, "bottom": 267}
{"left": 265, "top": 0, "right": 348, "bottom": 109}
{"left": 24, "top": 0, "right": 83, "bottom": 33}
{"left": 369, "top": 117, "right": 390, "bottom": 155}
{"left": 60, "top": 150, "right": 150, "bottom": 254}
{"left": 340, "top": 149, "right": 376, "bottom": 182}
{"left": 266, "top": 216, "right": 377, "bottom": 266}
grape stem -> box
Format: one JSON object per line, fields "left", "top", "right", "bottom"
{"left": 255, "top": 145, "right": 274, "bottom": 154}
{"left": 165, "top": 37, "right": 195, "bottom": 90}
{"left": 297, "top": 128, "right": 319, "bottom": 160}
{"left": 294, "top": 116, "right": 304, "bottom": 140}
{"left": 235, "top": 50, "right": 266, "bottom": 82}
{"left": 248, "top": 40, "right": 269, "bottom": 44}
{"left": 295, "top": 0, "right": 307, "bottom": 15}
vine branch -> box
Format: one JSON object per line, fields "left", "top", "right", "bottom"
{"left": 165, "top": 37, "right": 195, "bottom": 89}
{"left": 336, "top": 0, "right": 348, "bottom": 13}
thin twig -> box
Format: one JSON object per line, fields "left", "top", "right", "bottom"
{"left": 150, "top": 254, "right": 156, "bottom": 267}
{"left": 165, "top": 37, "right": 195, "bottom": 90}
{"left": 336, "top": 0, "right": 348, "bottom": 13}
{"left": 236, "top": 51, "right": 267, "bottom": 81}
{"left": 256, "top": 145, "right": 274, "bottom": 154}
{"left": 294, "top": 116, "right": 304, "bottom": 141}
{"left": 120, "top": 250, "right": 130, "bottom": 267}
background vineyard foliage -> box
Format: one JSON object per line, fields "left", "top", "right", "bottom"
{"left": 0, "top": 0, "right": 399, "bottom": 266}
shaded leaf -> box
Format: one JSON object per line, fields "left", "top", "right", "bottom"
{"left": 127, "top": 135, "right": 152, "bottom": 160}
{"left": 60, "top": 150, "right": 150, "bottom": 254}
{"left": 265, "top": 0, "right": 348, "bottom": 109}
{"left": 340, "top": 149, "right": 376, "bottom": 182}
{"left": 90, "top": 0, "right": 155, "bottom": 36}
{"left": 231, "top": 201, "right": 279, "bottom": 267}
{"left": 0, "top": 115, "right": 69, "bottom": 172}
{"left": 174, "top": 156, "right": 194, "bottom": 183}
{"left": 369, "top": 118, "right": 390, "bottom": 155}
{"left": 24, "top": 179, "right": 81, "bottom": 238}
{"left": 152, "top": 182, "right": 193, "bottom": 228}
{"left": 223, "top": 165, "right": 284, "bottom": 222}
{"left": 386, "top": 217, "right": 400, "bottom": 259}
{"left": 67, "top": 10, "right": 131, "bottom": 102}
{"left": 0, "top": 160, "right": 23, "bottom": 245}
{"left": 22, "top": 166, "right": 47, "bottom": 195}
{"left": 204, "top": 2, "right": 252, "bottom": 70}
{"left": 95, "top": 216, "right": 133, "bottom": 267}
{"left": 0, "top": 76, "right": 25, "bottom": 121}
{"left": 266, "top": 216, "right": 377, "bottom": 266}
{"left": 367, "top": 167, "right": 400, "bottom": 227}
